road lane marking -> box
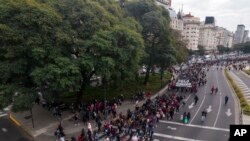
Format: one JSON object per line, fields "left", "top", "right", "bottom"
{"left": 188, "top": 102, "right": 194, "bottom": 109}
{"left": 206, "top": 105, "right": 212, "bottom": 113}
{"left": 190, "top": 87, "right": 207, "bottom": 124}
{"left": 214, "top": 72, "right": 222, "bottom": 127}
{"left": 180, "top": 94, "right": 192, "bottom": 108}
{"left": 1, "top": 128, "right": 7, "bottom": 132}
{"left": 159, "top": 120, "right": 229, "bottom": 132}
{"left": 226, "top": 108, "right": 232, "bottom": 117}
{"left": 154, "top": 133, "right": 204, "bottom": 141}
{"left": 186, "top": 94, "right": 192, "bottom": 101}
{"left": 245, "top": 95, "right": 250, "bottom": 97}
{"left": 241, "top": 88, "right": 249, "bottom": 91}
{"left": 238, "top": 83, "right": 246, "bottom": 86}
{"left": 0, "top": 113, "right": 7, "bottom": 118}
{"left": 243, "top": 90, "right": 250, "bottom": 95}
{"left": 167, "top": 126, "right": 177, "bottom": 130}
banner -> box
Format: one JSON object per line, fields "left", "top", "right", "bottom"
{"left": 176, "top": 79, "right": 192, "bottom": 87}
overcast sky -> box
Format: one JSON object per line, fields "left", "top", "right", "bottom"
{"left": 172, "top": 0, "right": 250, "bottom": 32}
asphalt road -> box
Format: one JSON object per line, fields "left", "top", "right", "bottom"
{"left": 0, "top": 116, "right": 32, "bottom": 141}
{"left": 154, "top": 66, "right": 238, "bottom": 141}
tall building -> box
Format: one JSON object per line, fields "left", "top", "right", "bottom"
{"left": 205, "top": 17, "right": 215, "bottom": 26}
{"left": 182, "top": 13, "right": 200, "bottom": 50}
{"left": 215, "top": 27, "right": 234, "bottom": 48}
{"left": 198, "top": 17, "right": 217, "bottom": 51}
{"left": 243, "top": 30, "right": 249, "bottom": 43}
{"left": 155, "top": 0, "right": 183, "bottom": 31}
{"left": 227, "top": 32, "right": 234, "bottom": 48}
{"left": 169, "top": 9, "right": 184, "bottom": 31}
{"left": 234, "top": 24, "right": 245, "bottom": 44}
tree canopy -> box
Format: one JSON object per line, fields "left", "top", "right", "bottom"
{"left": 0, "top": 0, "right": 189, "bottom": 111}
{"left": 125, "top": 0, "right": 177, "bottom": 84}
{"left": 233, "top": 42, "right": 250, "bottom": 53}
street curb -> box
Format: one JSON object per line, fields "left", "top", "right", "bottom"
{"left": 8, "top": 112, "right": 35, "bottom": 140}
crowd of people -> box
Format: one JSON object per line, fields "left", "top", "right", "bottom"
{"left": 61, "top": 66, "right": 206, "bottom": 141}
{"left": 52, "top": 56, "right": 250, "bottom": 141}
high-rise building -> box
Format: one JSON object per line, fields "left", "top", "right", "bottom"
{"left": 234, "top": 24, "right": 245, "bottom": 44}
{"left": 243, "top": 30, "right": 249, "bottom": 43}
{"left": 214, "top": 27, "right": 234, "bottom": 48}
{"left": 205, "top": 17, "right": 215, "bottom": 26}
{"left": 227, "top": 32, "right": 234, "bottom": 48}
{"left": 198, "top": 17, "right": 217, "bottom": 51}
{"left": 182, "top": 13, "right": 200, "bottom": 50}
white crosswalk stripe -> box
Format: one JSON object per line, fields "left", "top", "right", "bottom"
{"left": 0, "top": 110, "right": 7, "bottom": 118}
{"left": 230, "top": 71, "right": 250, "bottom": 104}
{"left": 241, "top": 87, "right": 249, "bottom": 90}
{"left": 0, "top": 113, "right": 7, "bottom": 118}
{"left": 244, "top": 94, "right": 250, "bottom": 97}
{"left": 243, "top": 90, "right": 250, "bottom": 93}
{"left": 238, "top": 82, "right": 246, "bottom": 84}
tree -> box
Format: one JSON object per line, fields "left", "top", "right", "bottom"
{"left": 83, "top": 26, "right": 144, "bottom": 88}
{"left": 171, "top": 30, "right": 189, "bottom": 64}
{"left": 0, "top": 0, "right": 66, "bottom": 111}
{"left": 31, "top": 57, "right": 82, "bottom": 100}
{"left": 232, "top": 42, "right": 250, "bottom": 53}
{"left": 38, "top": 0, "right": 145, "bottom": 102}
{"left": 217, "top": 45, "right": 230, "bottom": 54}
{"left": 125, "top": 0, "right": 175, "bottom": 85}
{"left": 198, "top": 45, "right": 205, "bottom": 56}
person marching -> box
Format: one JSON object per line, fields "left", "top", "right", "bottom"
{"left": 215, "top": 87, "right": 218, "bottom": 94}
{"left": 194, "top": 95, "right": 199, "bottom": 105}
{"left": 211, "top": 86, "right": 214, "bottom": 95}
{"left": 201, "top": 110, "right": 207, "bottom": 122}
{"left": 225, "top": 96, "right": 229, "bottom": 105}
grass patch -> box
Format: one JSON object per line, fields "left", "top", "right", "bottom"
{"left": 225, "top": 69, "right": 250, "bottom": 116}
{"left": 243, "top": 69, "right": 250, "bottom": 75}
{"left": 60, "top": 72, "right": 171, "bottom": 104}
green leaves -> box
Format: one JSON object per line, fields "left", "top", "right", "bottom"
{"left": 31, "top": 57, "right": 81, "bottom": 92}
{"left": 83, "top": 26, "right": 144, "bottom": 83}
{"left": 125, "top": 0, "right": 186, "bottom": 84}
{"left": 0, "top": 0, "right": 189, "bottom": 111}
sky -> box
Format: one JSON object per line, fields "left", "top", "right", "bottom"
{"left": 172, "top": 0, "right": 250, "bottom": 32}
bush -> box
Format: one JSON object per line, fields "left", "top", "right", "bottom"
{"left": 225, "top": 69, "right": 250, "bottom": 116}
{"left": 243, "top": 106, "right": 250, "bottom": 115}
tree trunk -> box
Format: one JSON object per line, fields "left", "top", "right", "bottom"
{"left": 144, "top": 66, "right": 151, "bottom": 85}
{"left": 77, "top": 82, "right": 85, "bottom": 104}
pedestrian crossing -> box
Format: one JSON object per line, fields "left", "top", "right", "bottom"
{"left": 230, "top": 72, "right": 250, "bottom": 103}
{"left": 0, "top": 111, "right": 7, "bottom": 118}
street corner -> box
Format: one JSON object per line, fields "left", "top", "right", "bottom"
{"left": 8, "top": 112, "right": 35, "bottom": 140}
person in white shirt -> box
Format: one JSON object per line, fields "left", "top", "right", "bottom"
{"left": 131, "top": 134, "right": 138, "bottom": 141}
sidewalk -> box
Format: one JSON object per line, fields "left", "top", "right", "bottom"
{"left": 9, "top": 75, "right": 175, "bottom": 141}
